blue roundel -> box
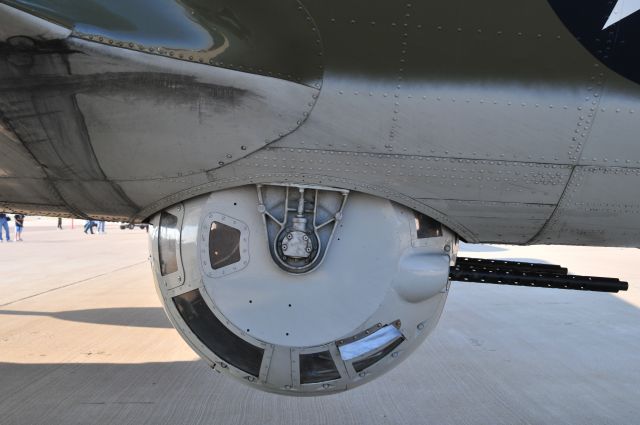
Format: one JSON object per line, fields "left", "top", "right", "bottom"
{"left": 548, "top": 0, "right": 640, "bottom": 84}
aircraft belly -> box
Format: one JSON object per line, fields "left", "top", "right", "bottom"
{"left": 1, "top": 1, "right": 640, "bottom": 245}
{"left": 533, "top": 166, "right": 640, "bottom": 246}
{"left": 580, "top": 75, "right": 640, "bottom": 167}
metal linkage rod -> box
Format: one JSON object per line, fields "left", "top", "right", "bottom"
{"left": 450, "top": 266, "right": 629, "bottom": 293}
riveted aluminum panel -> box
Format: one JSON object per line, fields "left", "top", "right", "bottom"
{"left": 533, "top": 166, "right": 640, "bottom": 247}
{"left": 579, "top": 74, "right": 640, "bottom": 167}
{"left": 0, "top": 201, "right": 68, "bottom": 216}
{"left": 0, "top": 177, "right": 60, "bottom": 206}
{"left": 67, "top": 39, "right": 319, "bottom": 181}
{"left": 124, "top": 148, "right": 569, "bottom": 242}
{"left": 241, "top": 148, "right": 572, "bottom": 204}
{"left": 4, "top": 0, "right": 324, "bottom": 86}
{"left": 0, "top": 129, "right": 46, "bottom": 179}
{"left": 116, "top": 175, "right": 209, "bottom": 209}
{"left": 0, "top": 52, "right": 108, "bottom": 181}
{"left": 54, "top": 180, "right": 137, "bottom": 220}
{"left": 419, "top": 200, "right": 555, "bottom": 244}
{"left": 277, "top": 0, "right": 602, "bottom": 165}
{"left": 3, "top": 0, "right": 640, "bottom": 248}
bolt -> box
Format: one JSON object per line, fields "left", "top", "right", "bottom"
{"left": 283, "top": 245, "right": 288, "bottom": 251}
{"left": 303, "top": 235, "right": 309, "bottom": 241}
{"left": 444, "top": 245, "right": 451, "bottom": 252}
{"left": 287, "top": 233, "right": 293, "bottom": 240}
{"left": 306, "top": 247, "right": 312, "bottom": 253}
{"left": 417, "top": 323, "right": 425, "bottom": 330}
{"left": 322, "top": 384, "right": 330, "bottom": 389}
{"left": 359, "top": 372, "right": 366, "bottom": 377}
{"left": 391, "top": 352, "right": 399, "bottom": 358}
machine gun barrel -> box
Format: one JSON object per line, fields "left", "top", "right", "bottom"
{"left": 451, "top": 258, "right": 628, "bottom": 293}
{"left": 455, "top": 257, "right": 568, "bottom": 275}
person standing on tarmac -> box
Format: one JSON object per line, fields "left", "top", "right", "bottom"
{"left": 57, "top": 217, "right": 63, "bottom": 230}
{"left": 84, "top": 220, "right": 97, "bottom": 234}
{"left": 14, "top": 214, "right": 24, "bottom": 241}
{"left": 0, "top": 213, "right": 10, "bottom": 242}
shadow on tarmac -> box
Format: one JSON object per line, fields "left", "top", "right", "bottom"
{"left": 0, "top": 307, "right": 172, "bottom": 329}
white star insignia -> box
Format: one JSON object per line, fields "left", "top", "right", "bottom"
{"left": 603, "top": 0, "right": 640, "bottom": 29}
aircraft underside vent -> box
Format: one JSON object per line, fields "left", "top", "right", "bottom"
{"left": 149, "top": 184, "right": 458, "bottom": 395}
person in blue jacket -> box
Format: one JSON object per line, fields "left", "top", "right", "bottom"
{"left": 0, "top": 213, "right": 10, "bottom": 242}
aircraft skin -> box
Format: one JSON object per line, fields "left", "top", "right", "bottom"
{"left": 1, "top": 0, "right": 640, "bottom": 247}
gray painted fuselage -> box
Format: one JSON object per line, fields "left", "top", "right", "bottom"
{"left": 1, "top": 0, "right": 639, "bottom": 246}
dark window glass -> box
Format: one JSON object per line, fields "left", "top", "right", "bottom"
{"left": 415, "top": 212, "right": 443, "bottom": 239}
{"left": 209, "top": 221, "right": 241, "bottom": 270}
{"left": 352, "top": 337, "right": 404, "bottom": 372}
{"left": 159, "top": 212, "right": 179, "bottom": 276}
{"left": 300, "top": 351, "right": 341, "bottom": 384}
{"left": 173, "top": 289, "right": 264, "bottom": 377}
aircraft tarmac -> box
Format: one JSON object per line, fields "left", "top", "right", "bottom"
{"left": 0, "top": 218, "right": 639, "bottom": 425}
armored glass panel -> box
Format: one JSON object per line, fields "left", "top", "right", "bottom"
{"left": 173, "top": 289, "right": 264, "bottom": 377}
{"left": 209, "top": 221, "right": 241, "bottom": 270}
{"left": 338, "top": 325, "right": 402, "bottom": 361}
{"left": 159, "top": 212, "right": 179, "bottom": 276}
{"left": 300, "top": 351, "right": 341, "bottom": 384}
{"left": 352, "top": 337, "right": 404, "bottom": 373}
